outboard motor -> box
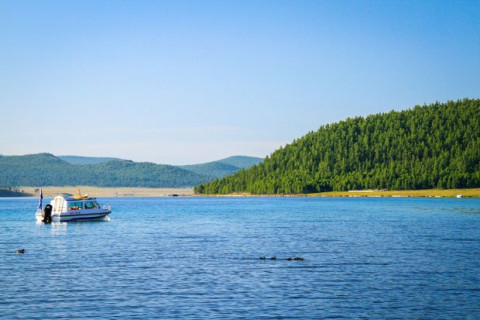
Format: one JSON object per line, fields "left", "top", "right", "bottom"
{"left": 43, "top": 204, "right": 52, "bottom": 224}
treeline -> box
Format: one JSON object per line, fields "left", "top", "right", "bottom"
{"left": 195, "top": 99, "right": 480, "bottom": 194}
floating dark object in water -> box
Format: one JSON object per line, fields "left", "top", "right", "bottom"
{"left": 259, "top": 256, "right": 277, "bottom": 260}
{"left": 260, "top": 256, "right": 303, "bottom": 261}
{"left": 15, "top": 249, "right": 25, "bottom": 254}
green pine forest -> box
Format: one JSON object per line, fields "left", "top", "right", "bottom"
{"left": 195, "top": 99, "right": 480, "bottom": 194}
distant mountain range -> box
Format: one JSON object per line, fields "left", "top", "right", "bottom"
{"left": 0, "top": 154, "right": 263, "bottom": 188}
{"left": 58, "top": 155, "right": 123, "bottom": 165}
{"left": 179, "top": 156, "right": 263, "bottom": 179}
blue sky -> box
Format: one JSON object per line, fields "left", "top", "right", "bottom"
{"left": 1, "top": 0, "right": 479, "bottom": 164}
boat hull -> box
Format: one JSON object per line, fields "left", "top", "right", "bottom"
{"left": 53, "top": 210, "right": 111, "bottom": 222}
{"left": 35, "top": 209, "right": 45, "bottom": 222}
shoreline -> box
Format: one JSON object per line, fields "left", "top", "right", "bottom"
{"left": 3, "top": 187, "right": 480, "bottom": 198}
{"left": 199, "top": 188, "right": 480, "bottom": 198}
{"left": 11, "top": 186, "right": 194, "bottom": 198}
{"left": 312, "top": 188, "right": 480, "bottom": 198}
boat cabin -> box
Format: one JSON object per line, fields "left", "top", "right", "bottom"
{"left": 51, "top": 195, "right": 102, "bottom": 214}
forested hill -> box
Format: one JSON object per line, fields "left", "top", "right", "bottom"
{"left": 0, "top": 154, "right": 262, "bottom": 188}
{"left": 0, "top": 154, "right": 208, "bottom": 188}
{"left": 195, "top": 99, "right": 480, "bottom": 194}
{"left": 58, "top": 154, "right": 262, "bottom": 178}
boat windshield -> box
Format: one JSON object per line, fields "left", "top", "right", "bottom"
{"left": 68, "top": 201, "right": 83, "bottom": 211}
{"left": 84, "top": 201, "right": 100, "bottom": 209}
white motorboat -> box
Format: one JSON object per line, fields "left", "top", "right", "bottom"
{"left": 36, "top": 193, "right": 111, "bottom": 222}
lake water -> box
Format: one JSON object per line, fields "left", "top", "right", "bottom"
{"left": 0, "top": 197, "right": 479, "bottom": 319}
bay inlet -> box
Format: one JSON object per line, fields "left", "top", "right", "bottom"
{"left": 1, "top": 197, "right": 479, "bottom": 318}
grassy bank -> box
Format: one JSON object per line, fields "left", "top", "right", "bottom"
{"left": 16, "top": 186, "right": 194, "bottom": 197}
{"left": 308, "top": 188, "right": 480, "bottom": 198}
{"left": 201, "top": 188, "right": 480, "bottom": 198}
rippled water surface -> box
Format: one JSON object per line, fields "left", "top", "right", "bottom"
{"left": 1, "top": 197, "right": 479, "bottom": 319}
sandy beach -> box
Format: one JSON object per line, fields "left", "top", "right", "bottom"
{"left": 8, "top": 187, "right": 480, "bottom": 198}
{"left": 18, "top": 186, "right": 194, "bottom": 197}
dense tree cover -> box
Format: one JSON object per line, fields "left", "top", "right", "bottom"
{"left": 195, "top": 99, "right": 480, "bottom": 194}
{"left": 0, "top": 154, "right": 262, "bottom": 188}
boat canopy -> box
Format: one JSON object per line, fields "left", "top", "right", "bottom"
{"left": 51, "top": 195, "right": 100, "bottom": 213}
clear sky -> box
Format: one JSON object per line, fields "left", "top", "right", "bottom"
{"left": 1, "top": 0, "right": 479, "bottom": 165}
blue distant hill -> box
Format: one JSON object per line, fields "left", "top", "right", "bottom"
{"left": 59, "top": 155, "right": 124, "bottom": 165}
{"left": 61, "top": 154, "right": 264, "bottom": 179}
{"left": 217, "top": 156, "right": 264, "bottom": 168}
{"left": 180, "top": 156, "right": 263, "bottom": 179}
{"left": 0, "top": 154, "right": 263, "bottom": 188}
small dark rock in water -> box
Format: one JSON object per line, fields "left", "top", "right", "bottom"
{"left": 260, "top": 256, "right": 303, "bottom": 261}
{"left": 15, "top": 249, "right": 25, "bottom": 254}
